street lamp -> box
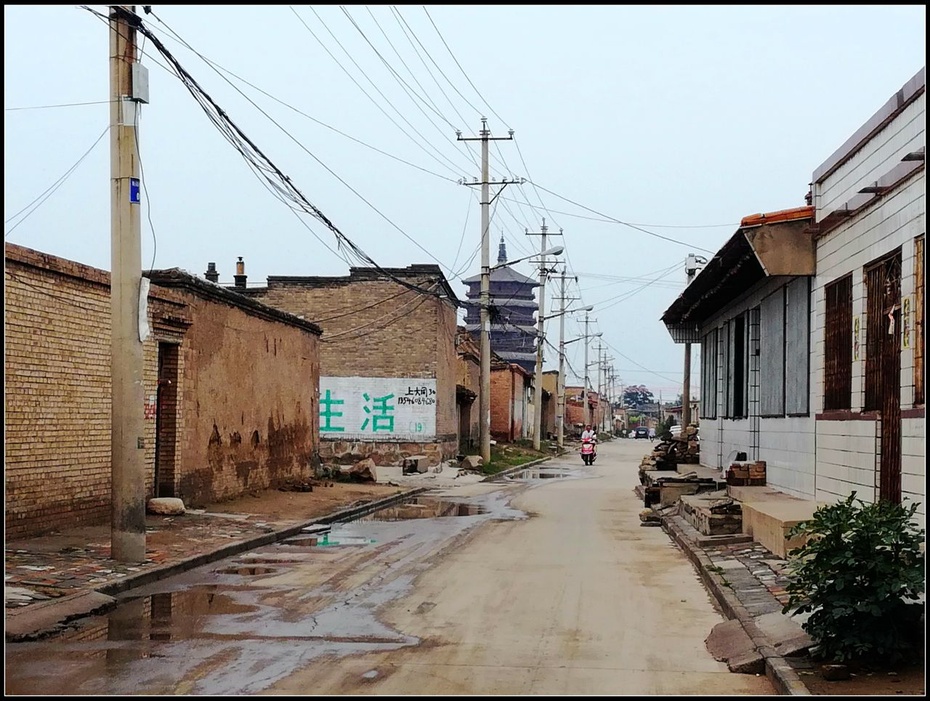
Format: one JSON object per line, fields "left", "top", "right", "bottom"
{"left": 480, "top": 244, "right": 564, "bottom": 461}
{"left": 489, "top": 245, "right": 564, "bottom": 271}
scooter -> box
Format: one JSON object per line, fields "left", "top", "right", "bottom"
{"left": 580, "top": 438, "right": 597, "bottom": 465}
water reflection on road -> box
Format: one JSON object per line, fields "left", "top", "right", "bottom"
{"left": 4, "top": 488, "right": 535, "bottom": 695}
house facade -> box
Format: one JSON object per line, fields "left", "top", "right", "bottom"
{"left": 661, "top": 207, "right": 818, "bottom": 498}
{"left": 810, "top": 67, "right": 925, "bottom": 523}
{"left": 240, "top": 263, "right": 461, "bottom": 467}
{"left": 490, "top": 360, "right": 533, "bottom": 442}
{"left": 456, "top": 327, "right": 480, "bottom": 454}
{"left": 5, "top": 244, "right": 322, "bottom": 539}
{"left": 661, "top": 66, "right": 925, "bottom": 524}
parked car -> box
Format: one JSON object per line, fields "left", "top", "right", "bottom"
{"left": 634, "top": 426, "right": 649, "bottom": 439}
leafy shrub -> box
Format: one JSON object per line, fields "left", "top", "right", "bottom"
{"left": 782, "top": 493, "right": 925, "bottom": 665}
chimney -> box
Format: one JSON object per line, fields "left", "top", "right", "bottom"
{"left": 204, "top": 262, "right": 219, "bottom": 283}
{"left": 234, "top": 257, "right": 247, "bottom": 289}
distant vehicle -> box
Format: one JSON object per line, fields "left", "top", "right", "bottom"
{"left": 634, "top": 426, "right": 649, "bottom": 439}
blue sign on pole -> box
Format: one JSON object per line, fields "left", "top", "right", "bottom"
{"left": 130, "top": 178, "right": 140, "bottom": 204}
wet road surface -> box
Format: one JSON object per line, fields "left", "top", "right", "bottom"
{"left": 4, "top": 445, "right": 774, "bottom": 695}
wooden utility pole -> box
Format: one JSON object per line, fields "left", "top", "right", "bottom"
{"left": 110, "top": 5, "right": 148, "bottom": 562}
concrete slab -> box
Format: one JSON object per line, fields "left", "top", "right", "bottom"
{"left": 705, "top": 619, "right": 757, "bottom": 664}
{"left": 6, "top": 590, "right": 115, "bottom": 641}
{"left": 741, "top": 499, "right": 824, "bottom": 558}
{"left": 754, "top": 611, "right": 812, "bottom": 651}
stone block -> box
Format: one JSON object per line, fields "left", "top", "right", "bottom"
{"left": 147, "top": 497, "right": 185, "bottom": 515}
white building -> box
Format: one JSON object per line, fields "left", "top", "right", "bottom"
{"left": 810, "top": 67, "right": 925, "bottom": 526}
{"left": 661, "top": 206, "right": 818, "bottom": 499}
{"left": 661, "top": 67, "right": 925, "bottom": 530}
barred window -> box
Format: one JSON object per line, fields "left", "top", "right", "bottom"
{"left": 785, "top": 277, "right": 811, "bottom": 415}
{"left": 864, "top": 250, "right": 902, "bottom": 412}
{"left": 823, "top": 275, "right": 852, "bottom": 411}
{"left": 915, "top": 236, "right": 924, "bottom": 405}
{"left": 700, "top": 329, "right": 718, "bottom": 419}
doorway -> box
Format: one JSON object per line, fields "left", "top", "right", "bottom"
{"left": 154, "top": 342, "right": 179, "bottom": 498}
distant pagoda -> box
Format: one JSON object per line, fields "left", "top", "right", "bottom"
{"left": 462, "top": 236, "right": 540, "bottom": 373}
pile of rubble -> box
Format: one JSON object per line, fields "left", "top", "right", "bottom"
{"left": 637, "top": 429, "right": 700, "bottom": 483}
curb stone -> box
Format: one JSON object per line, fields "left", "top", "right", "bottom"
{"left": 6, "top": 486, "right": 430, "bottom": 642}
{"left": 659, "top": 509, "right": 811, "bottom": 695}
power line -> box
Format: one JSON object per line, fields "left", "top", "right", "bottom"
{"left": 389, "top": 7, "right": 478, "bottom": 131}
{"left": 5, "top": 99, "right": 115, "bottom": 111}
{"left": 126, "top": 8, "right": 447, "bottom": 302}
{"left": 339, "top": 5, "right": 478, "bottom": 172}
{"left": 146, "top": 9, "right": 461, "bottom": 283}
{"left": 5, "top": 124, "right": 109, "bottom": 236}
{"left": 526, "top": 180, "right": 718, "bottom": 254}
{"left": 421, "top": 6, "right": 509, "bottom": 129}
{"left": 294, "top": 5, "right": 470, "bottom": 177}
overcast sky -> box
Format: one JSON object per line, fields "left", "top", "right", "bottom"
{"left": 4, "top": 5, "right": 926, "bottom": 399}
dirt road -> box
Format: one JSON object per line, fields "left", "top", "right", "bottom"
{"left": 267, "top": 440, "right": 774, "bottom": 695}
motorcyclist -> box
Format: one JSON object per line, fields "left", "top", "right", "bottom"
{"left": 580, "top": 424, "right": 597, "bottom": 444}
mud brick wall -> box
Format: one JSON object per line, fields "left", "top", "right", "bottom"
{"left": 249, "top": 275, "right": 459, "bottom": 462}
{"left": 167, "top": 287, "right": 321, "bottom": 506}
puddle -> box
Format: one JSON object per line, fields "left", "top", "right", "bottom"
{"left": 515, "top": 468, "right": 572, "bottom": 480}
{"left": 42, "top": 588, "right": 260, "bottom": 644}
{"left": 215, "top": 566, "right": 277, "bottom": 575}
{"left": 280, "top": 535, "right": 327, "bottom": 547}
{"left": 355, "top": 497, "right": 486, "bottom": 521}
{"left": 314, "top": 532, "right": 375, "bottom": 547}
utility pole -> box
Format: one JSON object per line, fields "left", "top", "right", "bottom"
{"left": 583, "top": 311, "right": 592, "bottom": 427}
{"left": 110, "top": 5, "right": 149, "bottom": 563}
{"left": 682, "top": 254, "right": 706, "bottom": 429}
{"left": 458, "top": 119, "right": 518, "bottom": 465}
{"left": 596, "top": 342, "right": 604, "bottom": 433}
{"left": 527, "top": 219, "right": 562, "bottom": 450}
{"left": 555, "top": 270, "right": 575, "bottom": 451}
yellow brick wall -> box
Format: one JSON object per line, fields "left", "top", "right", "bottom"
{"left": 250, "top": 277, "right": 459, "bottom": 461}
{"left": 5, "top": 244, "right": 322, "bottom": 537}
{"left": 3, "top": 246, "right": 174, "bottom": 538}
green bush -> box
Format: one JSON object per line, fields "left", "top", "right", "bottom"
{"left": 782, "top": 493, "right": 925, "bottom": 665}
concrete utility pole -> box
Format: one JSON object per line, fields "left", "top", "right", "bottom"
{"left": 110, "top": 5, "right": 149, "bottom": 563}
{"left": 527, "top": 219, "right": 562, "bottom": 451}
{"left": 555, "top": 270, "right": 574, "bottom": 451}
{"left": 583, "top": 312, "right": 598, "bottom": 427}
{"left": 595, "top": 342, "right": 604, "bottom": 432}
{"left": 458, "top": 119, "right": 518, "bottom": 465}
{"left": 682, "top": 254, "right": 706, "bottom": 429}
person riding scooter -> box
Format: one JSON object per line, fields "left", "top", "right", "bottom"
{"left": 580, "top": 424, "right": 597, "bottom": 465}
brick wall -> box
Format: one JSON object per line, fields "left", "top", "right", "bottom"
{"left": 5, "top": 244, "right": 323, "bottom": 538}
{"left": 456, "top": 329, "right": 480, "bottom": 451}
{"left": 4, "top": 244, "right": 187, "bottom": 538}
{"left": 149, "top": 271, "right": 322, "bottom": 506}
{"left": 247, "top": 270, "right": 459, "bottom": 462}
{"left": 489, "top": 366, "right": 513, "bottom": 442}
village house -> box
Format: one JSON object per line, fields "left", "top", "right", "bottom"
{"left": 661, "top": 205, "right": 817, "bottom": 496}
{"left": 233, "top": 261, "right": 461, "bottom": 467}
{"left": 489, "top": 359, "right": 533, "bottom": 443}
{"left": 5, "top": 244, "right": 322, "bottom": 539}
{"left": 810, "top": 66, "right": 925, "bottom": 526}
{"left": 661, "top": 66, "right": 925, "bottom": 532}
{"left": 563, "top": 385, "right": 603, "bottom": 435}
{"left": 540, "top": 370, "right": 559, "bottom": 441}
{"left": 455, "top": 326, "right": 480, "bottom": 454}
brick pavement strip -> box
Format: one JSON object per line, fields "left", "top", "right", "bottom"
{"left": 660, "top": 511, "right": 813, "bottom": 695}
